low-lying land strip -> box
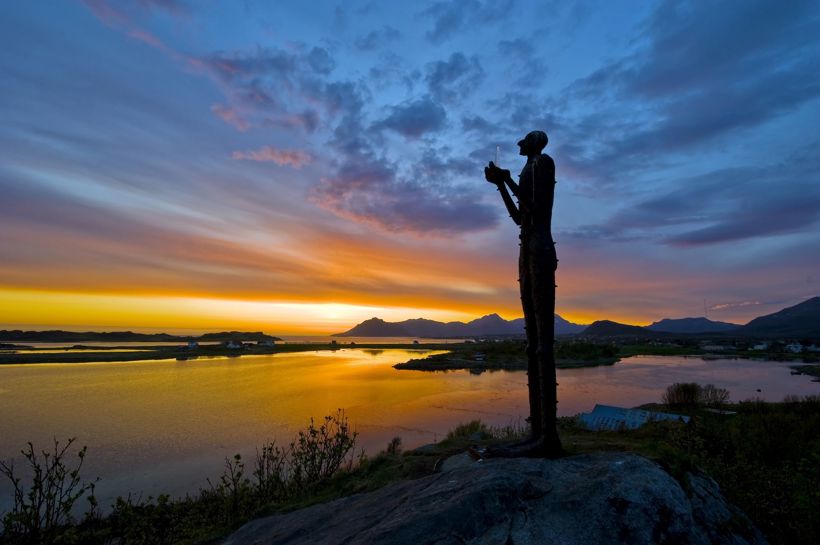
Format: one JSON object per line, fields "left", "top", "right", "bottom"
{"left": 0, "top": 342, "right": 451, "bottom": 365}
{"left": 3, "top": 338, "right": 817, "bottom": 368}
{"left": 394, "top": 340, "right": 619, "bottom": 371}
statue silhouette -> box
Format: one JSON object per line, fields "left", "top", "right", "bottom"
{"left": 484, "top": 130, "right": 563, "bottom": 458}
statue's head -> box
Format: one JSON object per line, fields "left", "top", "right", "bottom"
{"left": 517, "top": 130, "right": 548, "bottom": 156}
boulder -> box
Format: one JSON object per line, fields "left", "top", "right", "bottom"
{"left": 223, "top": 452, "right": 767, "bottom": 545}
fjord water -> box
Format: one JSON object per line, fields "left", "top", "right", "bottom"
{"left": 1, "top": 349, "right": 817, "bottom": 511}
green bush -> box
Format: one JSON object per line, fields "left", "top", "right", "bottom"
{"left": 657, "top": 396, "right": 820, "bottom": 545}
{"left": 0, "top": 437, "right": 97, "bottom": 545}
{"left": 701, "top": 384, "right": 730, "bottom": 407}
{"left": 662, "top": 382, "right": 702, "bottom": 408}
{"left": 289, "top": 410, "right": 359, "bottom": 494}
{"left": 1, "top": 411, "right": 360, "bottom": 545}
{"left": 661, "top": 382, "right": 730, "bottom": 409}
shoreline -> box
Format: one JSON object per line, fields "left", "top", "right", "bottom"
{"left": 2, "top": 340, "right": 818, "bottom": 370}
{"left": 0, "top": 342, "right": 451, "bottom": 365}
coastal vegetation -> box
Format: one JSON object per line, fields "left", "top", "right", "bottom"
{"left": 661, "top": 382, "right": 730, "bottom": 409}
{"left": 3, "top": 339, "right": 814, "bottom": 368}
{"left": 394, "top": 339, "right": 818, "bottom": 372}
{"left": 394, "top": 340, "right": 619, "bottom": 371}
{"left": 1, "top": 411, "right": 361, "bottom": 545}
{"left": 3, "top": 392, "right": 818, "bottom": 545}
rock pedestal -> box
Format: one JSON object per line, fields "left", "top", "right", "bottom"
{"left": 223, "top": 452, "right": 767, "bottom": 545}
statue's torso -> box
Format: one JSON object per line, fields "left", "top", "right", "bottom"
{"left": 518, "top": 154, "right": 556, "bottom": 238}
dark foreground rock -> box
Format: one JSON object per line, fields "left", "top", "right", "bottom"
{"left": 223, "top": 452, "right": 767, "bottom": 545}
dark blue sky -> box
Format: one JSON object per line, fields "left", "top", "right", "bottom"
{"left": 1, "top": 0, "right": 819, "bottom": 331}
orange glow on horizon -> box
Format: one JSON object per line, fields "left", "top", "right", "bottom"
{"left": 0, "top": 288, "right": 666, "bottom": 336}
{"left": 0, "top": 289, "right": 484, "bottom": 335}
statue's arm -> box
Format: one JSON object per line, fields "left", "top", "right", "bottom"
{"left": 485, "top": 163, "right": 521, "bottom": 225}
{"left": 502, "top": 176, "right": 532, "bottom": 213}
{"left": 495, "top": 182, "right": 521, "bottom": 225}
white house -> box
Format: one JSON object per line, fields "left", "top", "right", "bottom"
{"left": 785, "top": 343, "right": 803, "bottom": 353}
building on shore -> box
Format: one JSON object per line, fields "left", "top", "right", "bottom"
{"left": 578, "top": 404, "right": 690, "bottom": 431}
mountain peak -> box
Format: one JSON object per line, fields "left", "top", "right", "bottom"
{"left": 582, "top": 320, "right": 651, "bottom": 337}
{"left": 739, "top": 296, "right": 820, "bottom": 337}
{"left": 648, "top": 317, "right": 739, "bottom": 334}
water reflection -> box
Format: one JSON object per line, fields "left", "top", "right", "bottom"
{"left": 0, "top": 350, "right": 816, "bottom": 512}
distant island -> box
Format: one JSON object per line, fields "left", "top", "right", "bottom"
{"left": 0, "top": 330, "right": 281, "bottom": 343}
{"left": 394, "top": 341, "right": 620, "bottom": 372}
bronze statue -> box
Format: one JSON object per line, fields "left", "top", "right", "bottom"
{"left": 485, "top": 130, "right": 563, "bottom": 458}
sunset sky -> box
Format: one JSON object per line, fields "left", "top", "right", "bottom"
{"left": 1, "top": 1, "right": 819, "bottom": 334}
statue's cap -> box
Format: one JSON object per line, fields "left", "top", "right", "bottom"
{"left": 525, "top": 130, "right": 548, "bottom": 149}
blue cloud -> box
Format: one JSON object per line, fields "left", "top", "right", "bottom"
{"left": 374, "top": 97, "right": 448, "bottom": 138}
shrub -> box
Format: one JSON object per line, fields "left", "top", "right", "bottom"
{"left": 1, "top": 412, "right": 360, "bottom": 544}
{"left": 662, "top": 382, "right": 703, "bottom": 408}
{"left": 253, "top": 441, "right": 288, "bottom": 502}
{"left": 289, "top": 409, "right": 359, "bottom": 494}
{"left": 0, "top": 437, "right": 97, "bottom": 545}
{"left": 207, "top": 454, "right": 252, "bottom": 523}
{"left": 385, "top": 437, "right": 402, "bottom": 456}
{"left": 701, "top": 384, "right": 730, "bottom": 407}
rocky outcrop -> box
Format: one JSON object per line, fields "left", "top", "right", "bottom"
{"left": 223, "top": 452, "right": 767, "bottom": 545}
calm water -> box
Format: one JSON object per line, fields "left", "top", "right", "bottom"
{"left": 1, "top": 350, "right": 817, "bottom": 512}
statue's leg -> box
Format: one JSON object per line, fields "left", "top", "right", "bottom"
{"left": 486, "top": 241, "right": 547, "bottom": 458}
{"left": 519, "top": 245, "right": 541, "bottom": 442}
{"left": 529, "top": 235, "right": 563, "bottom": 458}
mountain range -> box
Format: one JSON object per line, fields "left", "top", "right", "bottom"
{"left": 335, "top": 297, "right": 820, "bottom": 339}
{"left": 333, "top": 313, "right": 586, "bottom": 338}
{"left": 581, "top": 297, "right": 819, "bottom": 338}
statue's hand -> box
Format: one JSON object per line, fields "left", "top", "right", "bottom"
{"left": 484, "top": 161, "right": 509, "bottom": 184}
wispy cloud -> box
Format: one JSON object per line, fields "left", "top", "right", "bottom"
{"left": 211, "top": 104, "right": 249, "bottom": 131}
{"left": 709, "top": 301, "right": 761, "bottom": 311}
{"left": 231, "top": 147, "right": 312, "bottom": 168}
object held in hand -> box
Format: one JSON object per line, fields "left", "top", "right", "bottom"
{"left": 484, "top": 161, "right": 510, "bottom": 184}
